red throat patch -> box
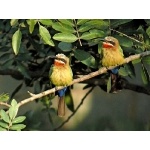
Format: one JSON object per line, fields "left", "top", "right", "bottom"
{"left": 102, "top": 42, "right": 114, "bottom": 48}
{"left": 54, "top": 60, "right": 65, "bottom": 66}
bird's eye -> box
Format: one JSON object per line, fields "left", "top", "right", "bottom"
{"left": 109, "top": 41, "right": 115, "bottom": 46}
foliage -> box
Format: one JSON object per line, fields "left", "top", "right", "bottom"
{"left": 0, "top": 19, "right": 150, "bottom": 130}
{"left": 0, "top": 99, "right": 26, "bottom": 131}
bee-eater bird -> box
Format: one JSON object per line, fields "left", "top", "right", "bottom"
{"left": 49, "top": 54, "right": 73, "bottom": 117}
{"left": 101, "top": 36, "right": 125, "bottom": 93}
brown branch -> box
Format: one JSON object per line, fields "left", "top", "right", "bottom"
{"left": 54, "top": 87, "right": 95, "bottom": 131}
{"left": 0, "top": 102, "right": 11, "bottom": 108}
{"left": 16, "top": 51, "right": 150, "bottom": 108}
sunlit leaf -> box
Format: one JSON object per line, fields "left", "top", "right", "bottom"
{"left": 0, "top": 121, "right": 9, "bottom": 129}
{"left": 9, "top": 99, "right": 18, "bottom": 120}
{"left": 77, "top": 19, "right": 90, "bottom": 25}
{"left": 0, "top": 93, "right": 9, "bottom": 102}
{"left": 58, "top": 19, "right": 74, "bottom": 26}
{"left": 12, "top": 29, "right": 22, "bottom": 55}
{"left": 39, "top": 19, "right": 52, "bottom": 26}
{"left": 118, "top": 67, "right": 128, "bottom": 76}
{"left": 39, "top": 24, "right": 54, "bottom": 46}
{"left": 10, "top": 124, "right": 26, "bottom": 130}
{"left": 53, "top": 33, "right": 77, "bottom": 43}
{"left": 52, "top": 22, "right": 75, "bottom": 33}
{"left": 0, "top": 126, "right": 7, "bottom": 131}
{"left": 0, "top": 109, "right": 10, "bottom": 123}
{"left": 12, "top": 116, "right": 26, "bottom": 124}
{"left": 74, "top": 49, "right": 96, "bottom": 68}
{"left": 10, "top": 19, "right": 18, "bottom": 26}
{"left": 80, "top": 29, "right": 105, "bottom": 40}
{"left": 27, "top": 19, "right": 37, "bottom": 34}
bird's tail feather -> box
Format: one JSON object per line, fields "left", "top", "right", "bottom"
{"left": 58, "top": 96, "right": 65, "bottom": 117}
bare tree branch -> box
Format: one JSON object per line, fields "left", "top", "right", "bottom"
{"left": 0, "top": 102, "right": 11, "bottom": 108}
{"left": 54, "top": 87, "right": 95, "bottom": 131}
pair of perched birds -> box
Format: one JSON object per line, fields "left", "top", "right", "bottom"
{"left": 49, "top": 36, "right": 125, "bottom": 117}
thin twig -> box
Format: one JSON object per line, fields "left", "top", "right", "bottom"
{"left": 73, "top": 19, "right": 82, "bottom": 46}
{"left": 110, "top": 28, "right": 144, "bottom": 44}
{"left": 54, "top": 87, "right": 95, "bottom": 131}
{"left": 0, "top": 102, "right": 11, "bottom": 108}
{"left": 16, "top": 51, "right": 150, "bottom": 108}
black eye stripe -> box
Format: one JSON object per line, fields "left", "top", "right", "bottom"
{"left": 109, "top": 41, "right": 115, "bottom": 45}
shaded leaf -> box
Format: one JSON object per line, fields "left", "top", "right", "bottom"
{"left": 65, "top": 88, "right": 74, "bottom": 112}
{"left": 10, "top": 124, "right": 26, "bottom": 130}
{"left": 1, "top": 59, "right": 14, "bottom": 70}
{"left": 124, "top": 63, "right": 136, "bottom": 78}
{"left": 10, "top": 83, "right": 23, "bottom": 100}
{"left": 34, "top": 81, "right": 41, "bottom": 94}
{"left": 132, "top": 58, "right": 141, "bottom": 64}
{"left": 141, "top": 64, "right": 150, "bottom": 85}
{"left": 142, "top": 56, "right": 150, "bottom": 64}
{"left": 74, "top": 49, "right": 96, "bottom": 68}
{"left": 80, "top": 29, "right": 105, "bottom": 40}
{"left": 118, "top": 67, "right": 129, "bottom": 76}
{"left": 0, "top": 93, "right": 9, "bottom": 102}
{"left": 17, "top": 62, "right": 31, "bottom": 79}
{"left": 146, "top": 26, "right": 150, "bottom": 38}
{"left": 52, "top": 22, "right": 75, "bottom": 33}
{"left": 12, "top": 116, "right": 26, "bottom": 124}
{"left": 58, "top": 42, "right": 72, "bottom": 52}
{"left": 110, "top": 19, "right": 133, "bottom": 28}
{"left": 12, "top": 29, "right": 22, "bottom": 55}
{"left": 39, "top": 24, "right": 54, "bottom": 46}
{"left": 0, "top": 53, "right": 11, "bottom": 61}
{"left": 0, "top": 109, "right": 10, "bottom": 123}
{"left": 39, "top": 19, "right": 52, "bottom": 26}
{"left": 10, "top": 19, "right": 18, "bottom": 26}
{"left": 53, "top": 33, "right": 78, "bottom": 43}
{"left": 107, "top": 76, "right": 111, "bottom": 93}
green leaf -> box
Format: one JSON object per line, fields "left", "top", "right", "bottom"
{"left": 124, "top": 63, "right": 136, "bottom": 78}
{"left": 118, "top": 67, "right": 129, "bottom": 76}
{"left": 146, "top": 26, "right": 150, "bottom": 38}
{"left": 65, "top": 88, "right": 74, "bottom": 112}
{"left": 80, "top": 29, "right": 105, "bottom": 40}
{"left": 0, "top": 126, "right": 7, "bottom": 131}
{"left": 77, "top": 19, "right": 90, "bottom": 25}
{"left": 0, "top": 93, "right": 9, "bottom": 102}
{"left": 34, "top": 81, "right": 41, "bottom": 94}
{"left": 12, "top": 116, "right": 26, "bottom": 124}
{"left": 58, "top": 42, "right": 72, "bottom": 52}
{"left": 74, "top": 49, "right": 96, "bottom": 68}
{"left": 107, "top": 76, "right": 111, "bottom": 93}
{"left": 79, "top": 20, "right": 108, "bottom": 32}
{"left": 1, "top": 59, "right": 14, "bottom": 69}
{"left": 52, "top": 22, "right": 75, "bottom": 33}
{"left": 132, "top": 58, "right": 141, "bottom": 64}
{"left": 39, "top": 19, "right": 52, "bottom": 26}
{"left": 12, "top": 29, "right": 22, "bottom": 55}
{"left": 110, "top": 19, "right": 133, "bottom": 28}
{"left": 141, "top": 64, "right": 150, "bottom": 85}
{"left": 17, "top": 62, "right": 31, "bottom": 79}
{"left": 39, "top": 24, "right": 54, "bottom": 46}
{"left": 142, "top": 56, "right": 150, "bottom": 64}
{"left": 115, "top": 35, "right": 133, "bottom": 47}
{"left": 27, "top": 19, "right": 37, "bottom": 34}
{"left": 0, "top": 53, "right": 11, "bottom": 61}
{"left": 53, "top": 33, "right": 78, "bottom": 43}
{"left": 10, "top": 124, "right": 26, "bottom": 131}
{"left": 58, "top": 19, "right": 74, "bottom": 26}
{"left": 9, "top": 99, "right": 18, "bottom": 120}
{"left": 0, "top": 109, "right": 10, "bottom": 123}
{"left": 0, "top": 121, "right": 9, "bottom": 129}
{"left": 10, "top": 19, "right": 18, "bottom": 26}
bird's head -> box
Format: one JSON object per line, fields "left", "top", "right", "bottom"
{"left": 101, "top": 36, "right": 119, "bottom": 49}
{"left": 53, "top": 53, "right": 69, "bottom": 66}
